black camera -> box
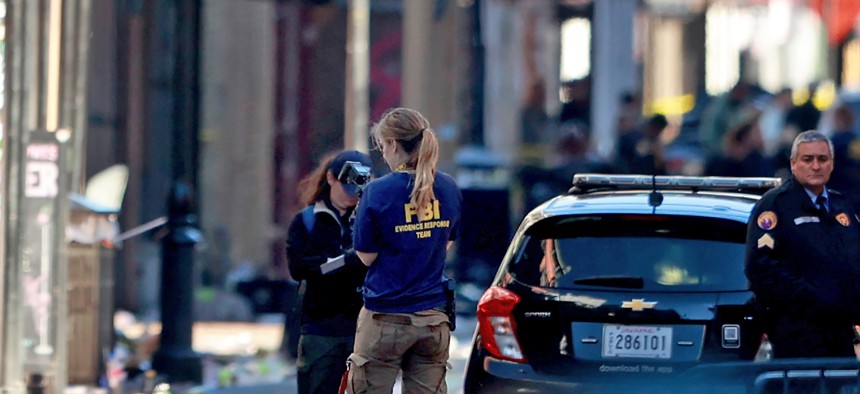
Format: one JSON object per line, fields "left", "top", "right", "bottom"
{"left": 338, "top": 161, "right": 372, "bottom": 194}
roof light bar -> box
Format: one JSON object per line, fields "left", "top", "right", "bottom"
{"left": 570, "top": 174, "right": 782, "bottom": 195}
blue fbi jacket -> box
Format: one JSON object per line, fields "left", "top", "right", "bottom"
{"left": 354, "top": 171, "right": 462, "bottom": 313}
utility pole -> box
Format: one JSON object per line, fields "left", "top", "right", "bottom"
{"left": 469, "top": 0, "right": 485, "bottom": 146}
{"left": 3, "top": 0, "right": 91, "bottom": 390}
{"left": 592, "top": 0, "right": 636, "bottom": 158}
{"left": 172, "top": 0, "right": 202, "bottom": 192}
{"left": 344, "top": 0, "right": 370, "bottom": 151}
{"left": 402, "top": 1, "right": 432, "bottom": 113}
{"left": 149, "top": 0, "right": 203, "bottom": 383}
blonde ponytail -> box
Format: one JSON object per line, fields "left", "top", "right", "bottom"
{"left": 371, "top": 107, "right": 440, "bottom": 217}
{"left": 411, "top": 130, "right": 439, "bottom": 216}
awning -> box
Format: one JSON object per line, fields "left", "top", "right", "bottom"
{"left": 809, "top": 0, "right": 860, "bottom": 45}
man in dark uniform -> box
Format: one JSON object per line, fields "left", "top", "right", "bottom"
{"left": 745, "top": 130, "right": 860, "bottom": 358}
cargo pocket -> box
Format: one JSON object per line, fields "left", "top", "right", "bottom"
{"left": 346, "top": 354, "right": 370, "bottom": 394}
{"left": 430, "top": 323, "right": 451, "bottom": 361}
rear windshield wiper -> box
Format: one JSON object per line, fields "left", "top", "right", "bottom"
{"left": 573, "top": 276, "right": 645, "bottom": 289}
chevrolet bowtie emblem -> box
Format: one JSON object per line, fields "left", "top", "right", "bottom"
{"left": 622, "top": 299, "right": 657, "bottom": 311}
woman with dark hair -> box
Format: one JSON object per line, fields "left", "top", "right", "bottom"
{"left": 347, "top": 108, "right": 462, "bottom": 393}
{"left": 286, "top": 149, "right": 372, "bottom": 394}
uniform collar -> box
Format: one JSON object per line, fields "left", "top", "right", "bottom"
{"left": 802, "top": 187, "right": 829, "bottom": 206}
{"left": 784, "top": 178, "right": 825, "bottom": 215}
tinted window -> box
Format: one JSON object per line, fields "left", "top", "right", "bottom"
{"left": 509, "top": 214, "right": 748, "bottom": 291}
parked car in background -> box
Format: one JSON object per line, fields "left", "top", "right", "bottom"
{"left": 463, "top": 174, "right": 782, "bottom": 393}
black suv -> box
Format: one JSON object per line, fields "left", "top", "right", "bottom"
{"left": 463, "top": 174, "right": 783, "bottom": 393}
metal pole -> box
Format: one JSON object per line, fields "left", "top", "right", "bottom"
{"left": 150, "top": 0, "right": 203, "bottom": 383}
{"left": 173, "top": 0, "right": 202, "bottom": 193}
{"left": 469, "top": 0, "right": 485, "bottom": 146}
{"left": 0, "top": 1, "right": 28, "bottom": 391}
{"left": 344, "top": 0, "right": 369, "bottom": 151}
{"left": 151, "top": 181, "right": 202, "bottom": 383}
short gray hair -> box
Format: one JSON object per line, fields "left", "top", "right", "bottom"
{"left": 790, "top": 130, "right": 834, "bottom": 160}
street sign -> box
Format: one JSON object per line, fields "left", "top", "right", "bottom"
{"left": 15, "top": 129, "right": 70, "bottom": 390}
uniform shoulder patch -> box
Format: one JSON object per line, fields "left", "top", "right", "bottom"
{"left": 757, "top": 211, "right": 777, "bottom": 230}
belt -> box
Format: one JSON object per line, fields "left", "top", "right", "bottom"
{"left": 372, "top": 313, "right": 412, "bottom": 325}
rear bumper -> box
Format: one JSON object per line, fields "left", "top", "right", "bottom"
{"left": 468, "top": 355, "right": 860, "bottom": 393}
{"left": 469, "top": 360, "right": 656, "bottom": 393}
{"left": 471, "top": 356, "right": 722, "bottom": 394}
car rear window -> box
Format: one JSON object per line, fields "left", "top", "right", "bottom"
{"left": 509, "top": 214, "right": 748, "bottom": 291}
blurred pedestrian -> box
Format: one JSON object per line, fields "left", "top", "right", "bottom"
{"left": 559, "top": 78, "right": 591, "bottom": 128}
{"left": 829, "top": 104, "right": 860, "bottom": 212}
{"left": 617, "top": 91, "right": 643, "bottom": 126}
{"left": 704, "top": 120, "right": 773, "bottom": 177}
{"left": 757, "top": 88, "right": 793, "bottom": 158}
{"left": 785, "top": 83, "right": 821, "bottom": 134}
{"left": 518, "top": 79, "right": 552, "bottom": 165}
{"left": 286, "top": 149, "right": 372, "bottom": 394}
{"left": 347, "top": 107, "right": 462, "bottom": 393}
{"left": 699, "top": 80, "right": 753, "bottom": 155}
{"left": 614, "top": 92, "right": 643, "bottom": 169}
{"left": 521, "top": 79, "right": 550, "bottom": 146}
{"left": 617, "top": 113, "right": 669, "bottom": 175}
{"left": 745, "top": 130, "right": 860, "bottom": 358}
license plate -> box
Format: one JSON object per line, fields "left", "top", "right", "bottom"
{"left": 602, "top": 325, "right": 672, "bottom": 359}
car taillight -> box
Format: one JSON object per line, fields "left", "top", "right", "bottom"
{"left": 476, "top": 286, "right": 527, "bottom": 363}
{"left": 754, "top": 333, "right": 773, "bottom": 361}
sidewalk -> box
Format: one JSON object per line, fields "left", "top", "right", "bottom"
{"left": 83, "top": 315, "right": 476, "bottom": 394}
{"left": 75, "top": 316, "right": 295, "bottom": 394}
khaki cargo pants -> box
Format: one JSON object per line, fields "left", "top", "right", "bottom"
{"left": 347, "top": 306, "right": 450, "bottom": 393}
